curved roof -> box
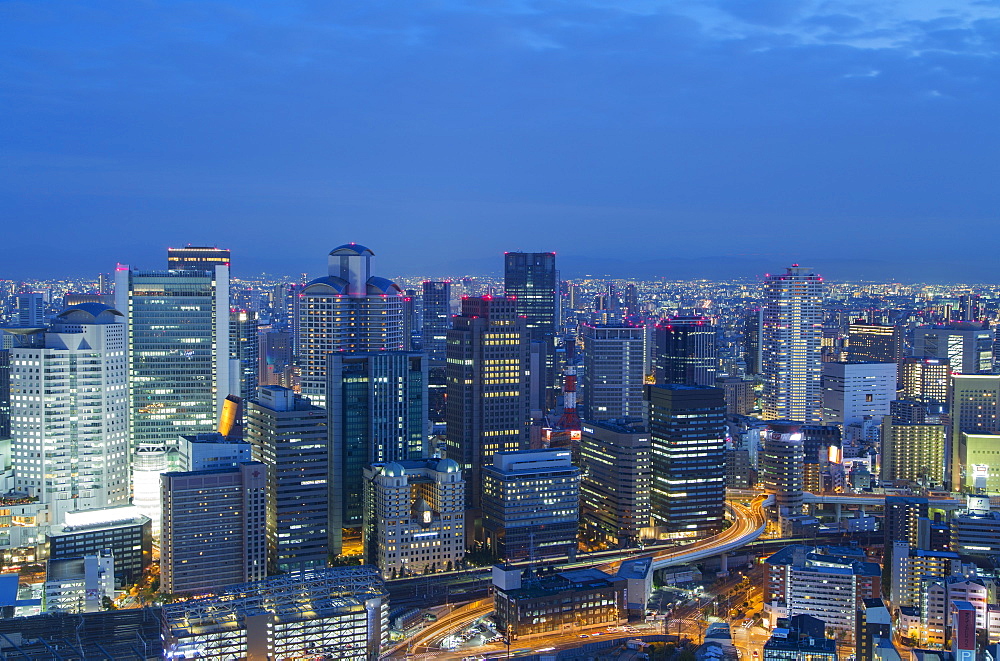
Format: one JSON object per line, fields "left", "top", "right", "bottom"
{"left": 56, "top": 303, "right": 124, "bottom": 321}
{"left": 366, "top": 277, "right": 404, "bottom": 296}
{"left": 302, "top": 276, "right": 350, "bottom": 294}
{"left": 329, "top": 243, "right": 374, "bottom": 257}
{"left": 382, "top": 462, "right": 406, "bottom": 478}
{"left": 436, "top": 458, "right": 461, "bottom": 474}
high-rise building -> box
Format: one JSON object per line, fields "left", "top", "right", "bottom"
{"left": 481, "top": 449, "right": 580, "bottom": 560}
{"left": 229, "top": 308, "right": 259, "bottom": 406}
{"left": 761, "top": 266, "right": 824, "bottom": 423}
{"left": 880, "top": 418, "right": 946, "bottom": 486}
{"left": 744, "top": 308, "right": 763, "bottom": 376}
{"left": 258, "top": 329, "right": 294, "bottom": 388}
{"left": 327, "top": 352, "right": 428, "bottom": 553}
{"left": 297, "top": 244, "right": 405, "bottom": 407}
{"left": 820, "top": 362, "right": 896, "bottom": 426}
{"left": 883, "top": 496, "right": 929, "bottom": 581}
{"left": 845, "top": 322, "right": 906, "bottom": 367}
{"left": 421, "top": 281, "right": 451, "bottom": 363}
{"left": 646, "top": 384, "right": 726, "bottom": 539}
{"left": 760, "top": 422, "right": 806, "bottom": 535}
{"left": 579, "top": 420, "right": 651, "bottom": 547}
{"left": 166, "top": 245, "right": 231, "bottom": 271}
{"left": 115, "top": 257, "right": 232, "bottom": 535}
{"left": 955, "top": 431, "right": 1000, "bottom": 493}
{"left": 445, "top": 296, "right": 529, "bottom": 511}
{"left": 10, "top": 304, "right": 129, "bottom": 523}
{"left": 654, "top": 316, "right": 717, "bottom": 387}
{"left": 948, "top": 374, "right": 1000, "bottom": 490}
{"left": 504, "top": 252, "right": 559, "bottom": 409}
{"left": 951, "top": 498, "right": 1000, "bottom": 556}
{"left": 362, "top": 458, "right": 465, "bottom": 578}
{"left": 160, "top": 462, "right": 267, "bottom": 594}
{"left": 177, "top": 432, "right": 251, "bottom": 471}
{"left": 246, "top": 386, "right": 330, "bottom": 573}
{"left": 914, "top": 324, "right": 994, "bottom": 375}
{"left": 715, "top": 376, "right": 755, "bottom": 416}
{"left": 14, "top": 292, "right": 46, "bottom": 327}
{"left": 900, "top": 357, "right": 951, "bottom": 403}
{"left": 579, "top": 323, "right": 647, "bottom": 421}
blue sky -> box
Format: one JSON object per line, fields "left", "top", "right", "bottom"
{"left": 2, "top": 0, "right": 999, "bottom": 281}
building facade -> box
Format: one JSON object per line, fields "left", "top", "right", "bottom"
{"left": 820, "top": 361, "right": 896, "bottom": 427}
{"left": 654, "top": 316, "right": 717, "bottom": 387}
{"left": 579, "top": 323, "right": 647, "bottom": 421}
{"left": 579, "top": 420, "right": 651, "bottom": 547}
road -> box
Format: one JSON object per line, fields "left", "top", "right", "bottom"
{"left": 384, "top": 494, "right": 769, "bottom": 658}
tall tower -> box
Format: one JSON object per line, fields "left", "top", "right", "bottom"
{"left": 504, "top": 252, "right": 559, "bottom": 410}
{"left": 579, "top": 323, "right": 647, "bottom": 422}
{"left": 115, "top": 255, "right": 232, "bottom": 535}
{"left": 297, "top": 244, "right": 405, "bottom": 407}
{"left": 10, "top": 304, "right": 129, "bottom": 523}
{"left": 230, "top": 309, "right": 259, "bottom": 406}
{"left": 445, "top": 296, "right": 529, "bottom": 512}
{"left": 655, "top": 315, "right": 718, "bottom": 387}
{"left": 761, "top": 265, "right": 825, "bottom": 423}
{"left": 421, "top": 281, "right": 452, "bottom": 363}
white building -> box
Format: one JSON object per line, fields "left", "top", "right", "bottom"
{"left": 761, "top": 266, "right": 825, "bottom": 423}
{"left": 821, "top": 362, "right": 896, "bottom": 427}
{"left": 363, "top": 458, "right": 465, "bottom": 579}
{"left": 10, "top": 304, "right": 129, "bottom": 524}
{"left": 44, "top": 552, "right": 115, "bottom": 613}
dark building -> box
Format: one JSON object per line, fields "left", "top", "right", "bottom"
{"left": 0, "top": 608, "right": 163, "bottom": 660}
{"left": 856, "top": 598, "right": 893, "bottom": 661}
{"left": 229, "top": 309, "right": 259, "bottom": 409}
{"left": 744, "top": 308, "right": 763, "bottom": 376}
{"left": 846, "top": 322, "right": 907, "bottom": 367}
{"left": 0, "top": 349, "right": 8, "bottom": 439}
{"left": 445, "top": 297, "right": 529, "bottom": 511}
{"left": 166, "top": 245, "right": 231, "bottom": 270}
{"left": 655, "top": 316, "right": 718, "bottom": 387}
{"left": 763, "top": 614, "right": 837, "bottom": 661}
{"left": 421, "top": 281, "right": 451, "bottom": 362}
{"left": 647, "top": 384, "right": 727, "bottom": 538}
{"left": 504, "top": 252, "right": 559, "bottom": 410}
{"left": 46, "top": 508, "right": 153, "bottom": 588}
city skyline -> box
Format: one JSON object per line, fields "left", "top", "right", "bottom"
{"left": 3, "top": 2, "right": 1000, "bottom": 281}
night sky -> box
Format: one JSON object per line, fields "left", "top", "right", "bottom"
{"left": 2, "top": 1, "right": 999, "bottom": 281}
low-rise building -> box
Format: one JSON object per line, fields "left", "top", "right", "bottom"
{"left": 46, "top": 504, "right": 152, "bottom": 588}
{"left": 44, "top": 552, "right": 114, "bottom": 614}
{"left": 763, "top": 614, "right": 837, "bottom": 661}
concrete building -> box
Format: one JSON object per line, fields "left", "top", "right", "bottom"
{"left": 760, "top": 422, "right": 806, "bottom": 535}
{"left": 951, "top": 499, "right": 1000, "bottom": 556}
{"left": 177, "top": 432, "right": 252, "bottom": 472}
{"left": 296, "top": 244, "right": 405, "bottom": 407}
{"left": 445, "top": 296, "right": 529, "bottom": 513}
{"left": 579, "top": 323, "right": 647, "bottom": 421}
{"left": 846, "top": 322, "right": 906, "bottom": 366}
{"left": 760, "top": 266, "right": 825, "bottom": 423}
{"left": 655, "top": 315, "right": 718, "bottom": 387}
{"left": 901, "top": 357, "right": 951, "bottom": 403}
{"left": 856, "top": 598, "right": 894, "bottom": 661}
{"left": 579, "top": 420, "right": 651, "bottom": 547}
{"left": 14, "top": 292, "right": 46, "bottom": 328}
{"left": 821, "top": 362, "right": 896, "bottom": 427}
{"left": 956, "top": 431, "right": 1000, "bottom": 493}
{"left": 246, "top": 386, "right": 330, "bottom": 572}
{"left": 362, "top": 458, "right": 465, "bottom": 578}
{"left": 762, "top": 615, "right": 838, "bottom": 661}
{"left": 888, "top": 541, "right": 961, "bottom": 609}
{"left": 421, "top": 280, "right": 451, "bottom": 363}
{"left": 46, "top": 504, "right": 152, "bottom": 588}
{"left": 160, "top": 463, "right": 267, "bottom": 594}
{"left": 715, "top": 376, "right": 754, "bottom": 416}
{"left": 949, "top": 374, "right": 1000, "bottom": 490}
{"left": 880, "top": 418, "right": 946, "bottom": 486}
{"left": 44, "top": 552, "right": 114, "bottom": 614}
{"left": 914, "top": 325, "right": 994, "bottom": 375}
{"left": 647, "top": 384, "right": 727, "bottom": 539}
{"left": 482, "top": 449, "right": 580, "bottom": 561}
{"left": 161, "top": 567, "right": 388, "bottom": 660}
{"left": 10, "top": 304, "right": 129, "bottom": 524}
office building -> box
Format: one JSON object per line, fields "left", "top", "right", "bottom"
{"left": 161, "top": 567, "right": 388, "bottom": 660}
{"left": 258, "top": 329, "right": 294, "bottom": 388}
{"left": 579, "top": 420, "right": 651, "bottom": 547}
{"left": 764, "top": 545, "right": 882, "bottom": 635}
{"left": 445, "top": 296, "right": 529, "bottom": 511}
{"left": 166, "top": 245, "right": 231, "bottom": 271}
{"left": 949, "top": 374, "right": 1000, "bottom": 490}
{"left": 914, "top": 324, "right": 994, "bottom": 375}
{"left": 44, "top": 552, "right": 114, "bottom": 614}
{"left": 493, "top": 566, "right": 627, "bottom": 639}
{"left": 14, "top": 292, "right": 46, "bottom": 327}
{"left": 846, "top": 322, "right": 906, "bottom": 366}
{"left": 116, "top": 257, "right": 232, "bottom": 534}
{"left": 421, "top": 281, "right": 451, "bottom": 363}
{"left": 951, "top": 497, "right": 1000, "bottom": 556}
{"left": 955, "top": 431, "right": 1000, "bottom": 493}
{"left": 504, "top": 252, "right": 559, "bottom": 409}
{"left": 579, "top": 323, "right": 647, "bottom": 421}
{"left": 715, "top": 376, "right": 754, "bottom": 416}
{"left": 880, "top": 418, "right": 946, "bottom": 486}
{"left": 482, "top": 449, "right": 580, "bottom": 561}
{"left": 328, "top": 352, "right": 428, "bottom": 552}
{"left": 762, "top": 615, "right": 838, "bottom": 661}
{"left": 296, "top": 244, "right": 405, "bottom": 407}
{"left": 760, "top": 422, "right": 806, "bottom": 535}
{"left": 160, "top": 462, "right": 267, "bottom": 594}
{"left": 246, "top": 386, "right": 330, "bottom": 572}
{"left": 362, "top": 458, "right": 465, "bottom": 578}
{"left": 800, "top": 424, "right": 841, "bottom": 494}
{"left": 821, "top": 362, "right": 896, "bottom": 427}
{"left": 10, "top": 304, "right": 129, "bottom": 523}
{"left": 654, "top": 315, "right": 717, "bottom": 387}
{"left": 744, "top": 308, "right": 763, "bottom": 376}
{"left": 647, "top": 384, "right": 726, "bottom": 539}
{"left": 900, "top": 357, "right": 951, "bottom": 403}
{"left": 46, "top": 505, "right": 152, "bottom": 588}
{"left": 761, "top": 265, "right": 824, "bottom": 423}
{"left": 229, "top": 308, "right": 259, "bottom": 406}
{"left": 177, "top": 432, "right": 252, "bottom": 472}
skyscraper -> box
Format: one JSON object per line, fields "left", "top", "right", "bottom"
{"left": 761, "top": 265, "right": 825, "bottom": 423}
{"left": 646, "top": 384, "right": 726, "bottom": 539}
{"left": 900, "top": 357, "right": 951, "bottom": 403}
{"left": 760, "top": 422, "right": 806, "bottom": 536}
{"left": 579, "top": 323, "right": 647, "bottom": 421}
{"left": 246, "top": 386, "right": 330, "bottom": 573}
{"left": 10, "top": 304, "right": 129, "bottom": 523}
{"left": 116, "top": 257, "right": 232, "bottom": 534}
{"left": 949, "top": 375, "right": 1000, "bottom": 489}
{"left": 327, "top": 352, "right": 428, "bottom": 553}
{"left": 914, "top": 324, "right": 994, "bottom": 375}
{"left": 445, "top": 296, "right": 529, "bottom": 512}
{"left": 229, "top": 308, "right": 259, "bottom": 406}
{"left": 655, "top": 315, "right": 718, "bottom": 387}
{"left": 421, "top": 281, "right": 451, "bottom": 363}
{"left": 504, "top": 252, "right": 559, "bottom": 409}
{"left": 297, "top": 244, "right": 405, "bottom": 407}
{"left": 14, "top": 292, "right": 46, "bottom": 327}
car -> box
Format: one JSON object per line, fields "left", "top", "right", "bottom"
{"left": 592, "top": 632, "right": 603, "bottom": 636}
{"left": 752, "top": 651, "right": 759, "bottom": 658}
{"left": 579, "top": 634, "right": 590, "bottom": 638}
